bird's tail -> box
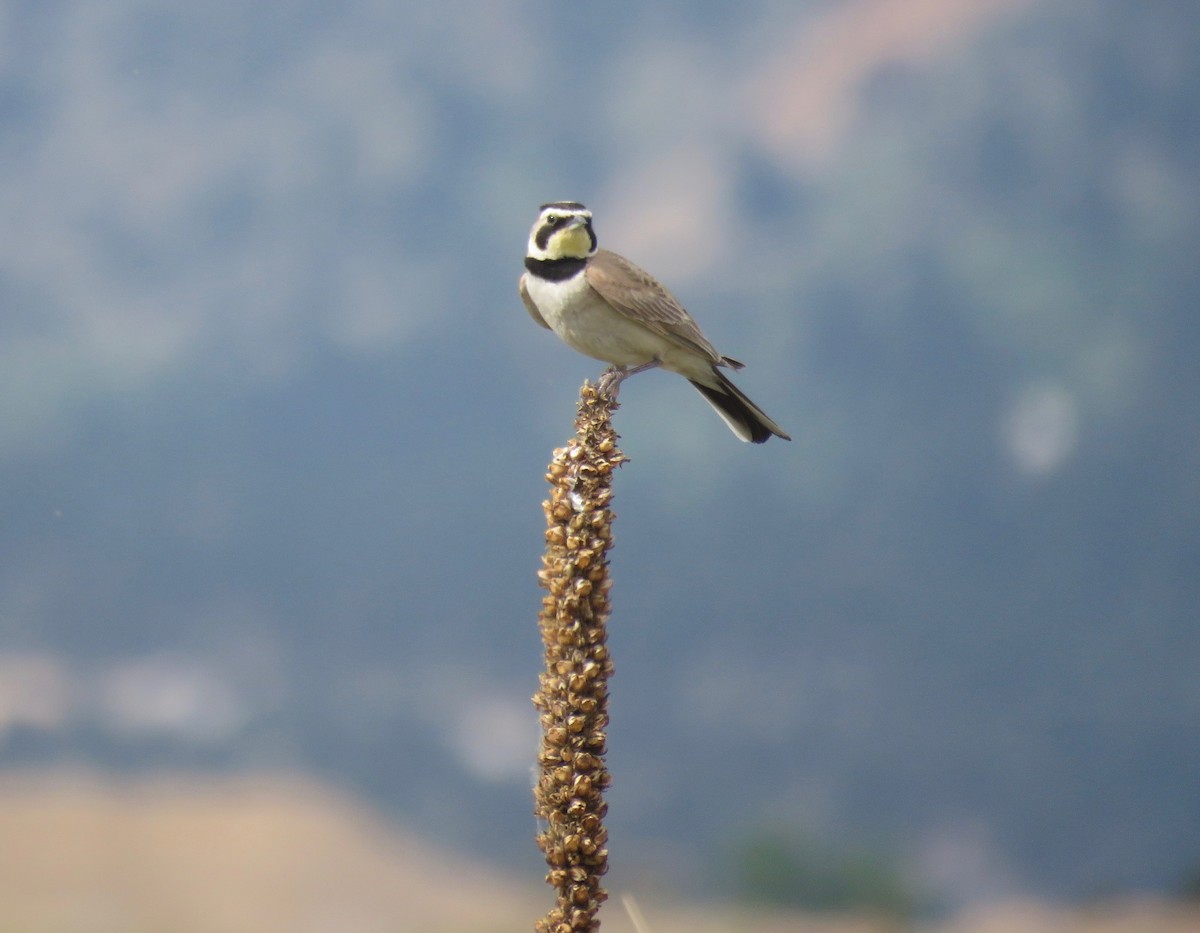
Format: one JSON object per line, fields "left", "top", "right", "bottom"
{"left": 688, "top": 369, "right": 791, "bottom": 444}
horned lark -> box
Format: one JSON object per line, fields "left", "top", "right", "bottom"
{"left": 520, "top": 201, "right": 791, "bottom": 443}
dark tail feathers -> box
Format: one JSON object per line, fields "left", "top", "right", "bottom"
{"left": 688, "top": 370, "right": 791, "bottom": 444}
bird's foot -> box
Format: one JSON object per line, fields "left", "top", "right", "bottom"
{"left": 597, "top": 368, "right": 625, "bottom": 399}
{"left": 597, "top": 360, "right": 661, "bottom": 399}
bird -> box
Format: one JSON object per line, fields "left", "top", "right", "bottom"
{"left": 519, "top": 201, "right": 791, "bottom": 443}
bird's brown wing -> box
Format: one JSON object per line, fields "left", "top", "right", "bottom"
{"left": 519, "top": 274, "right": 551, "bottom": 330}
{"left": 584, "top": 249, "right": 724, "bottom": 363}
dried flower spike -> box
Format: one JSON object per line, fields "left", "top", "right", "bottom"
{"left": 533, "top": 383, "right": 624, "bottom": 932}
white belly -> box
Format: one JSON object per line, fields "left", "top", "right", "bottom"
{"left": 524, "top": 272, "right": 665, "bottom": 368}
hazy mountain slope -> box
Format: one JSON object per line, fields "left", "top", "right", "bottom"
{"left": 1, "top": 0, "right": 1197, "bottom": 908}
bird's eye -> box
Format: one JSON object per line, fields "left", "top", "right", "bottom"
{"left": 545, "top": 214, "right": 561, "bottom": 227}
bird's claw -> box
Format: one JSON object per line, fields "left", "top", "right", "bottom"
{"left": 597, "top": 359, "right": 662, "bottom": 399}
{"left": 597, "top": 368, "right": 625, "bottom": 399}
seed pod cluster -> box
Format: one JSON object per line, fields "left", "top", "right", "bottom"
{"left": 533, "top": 384, "right": 625, "bottom": 933}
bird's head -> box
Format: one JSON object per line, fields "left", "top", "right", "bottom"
{"left": 526, "top": 202, "right": 597, "bottom": 261}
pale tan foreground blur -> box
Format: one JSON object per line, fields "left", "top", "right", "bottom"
{"left": 0, "top": 771, "right": 1194, "bottom": 933}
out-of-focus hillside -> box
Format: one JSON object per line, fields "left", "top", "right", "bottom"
{"left": 0, "top": 771, "right": 1196, "bottom": 933}
{"left": 0, "top": 771, "right": 541, "bottom": 933}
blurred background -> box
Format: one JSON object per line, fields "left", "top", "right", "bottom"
{"left": 2, "top": 0, "right": 1198, "bottom": 930}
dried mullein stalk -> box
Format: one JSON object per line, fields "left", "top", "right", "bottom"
{"left": 533, "top": 383, "right": 625, "bottom": 933}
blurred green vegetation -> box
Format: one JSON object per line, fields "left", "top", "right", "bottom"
{"left": 731, "top": 828, "right": 915, "bottom": 916}
{"left": 1179, "top": 861, "right": 1200, "bottom": 902}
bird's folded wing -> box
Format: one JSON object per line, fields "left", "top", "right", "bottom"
{"left": 585, "top": 249, "right": 722, "bottom": 363}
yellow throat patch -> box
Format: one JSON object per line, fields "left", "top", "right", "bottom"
{"left": 548, "top": 225, "right": 593, "bottom": 260}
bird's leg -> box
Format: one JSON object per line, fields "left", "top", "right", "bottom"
{"left": 597, "top": 359, "right": 661, "bottom": 399}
